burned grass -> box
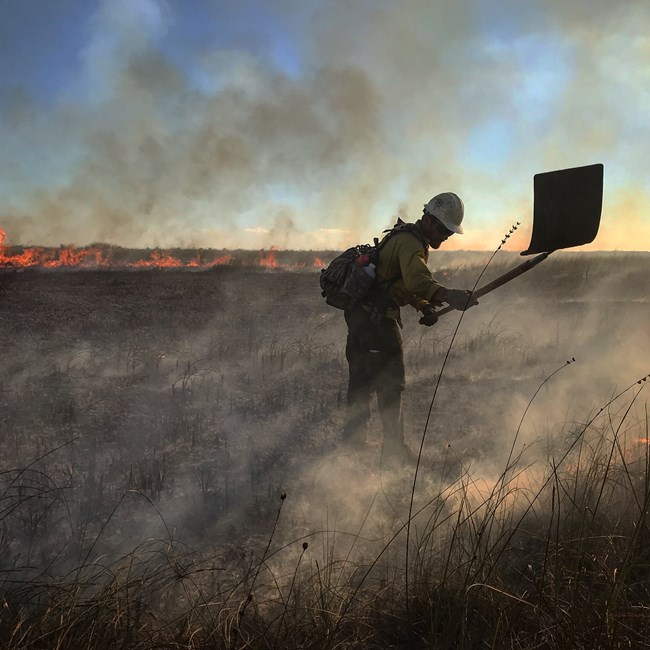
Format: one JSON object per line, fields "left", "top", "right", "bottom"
{"left": 0, "top": 252, "right": 649, "bottom": 648}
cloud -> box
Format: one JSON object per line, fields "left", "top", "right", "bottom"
{"left": 0, "top": 0, "right": 649, "bottom": 249}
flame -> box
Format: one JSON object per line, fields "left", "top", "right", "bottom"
{"left": 0, "top": 230, "right": 325, "bottom": 271}
{"left": 206, "top": 254, "right": 234, "bottom": 267}
{"left": 258, "top": 247, "right": 279, "bottom": 268}
{"left": 46, "top": 246, "right": 108, "bottom": 268}
{"left": 131, "top": 250, "right": 183, "bottom": 269}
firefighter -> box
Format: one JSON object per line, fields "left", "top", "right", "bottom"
{"left": 342, "top": 192, "right": 478, "bottom": 466}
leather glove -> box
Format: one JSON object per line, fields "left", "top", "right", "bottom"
{"left": 419, "top": 303, "right": 438, "bottom": 326}
{"left": 436, "top": 287, "right": 479, "bottom": 311}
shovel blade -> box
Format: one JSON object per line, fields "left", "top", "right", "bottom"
{"left": 521, "top": 163, "right": 603, "bottom": 255}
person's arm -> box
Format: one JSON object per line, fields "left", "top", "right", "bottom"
{"left": 397, "top": 236, "right": 478, "bottom": 313}
{"left": 397, "top": 238, "right": 442, "bottom": 302}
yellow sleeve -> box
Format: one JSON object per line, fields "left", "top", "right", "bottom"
{"left": 396, "top": 238, "right": 443, "bottom": 302}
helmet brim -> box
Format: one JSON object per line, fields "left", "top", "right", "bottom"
{"left": 428, "top": 211, "right": 464, "bottom": 234}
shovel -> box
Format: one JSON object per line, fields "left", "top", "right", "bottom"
{"left": 429, "top": 163, "right": 604, "bottom": 319}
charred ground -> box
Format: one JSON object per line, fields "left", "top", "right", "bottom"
{"left": 0, "top": 251, "right": 649, "bottom": 648}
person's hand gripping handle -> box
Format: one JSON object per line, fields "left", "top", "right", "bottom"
{"left": 418, "top": 288, "right": 479, "bottom": 325}
{"left": 436, "top": 287, "right": 479, "bottom": 311}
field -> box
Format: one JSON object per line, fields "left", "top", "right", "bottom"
{"left": 1, "top": 251, "right": 649, "bottom": 648}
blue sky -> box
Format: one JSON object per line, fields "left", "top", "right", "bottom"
{"left": 1, "top": 0, "right": 648, "bottom": 250}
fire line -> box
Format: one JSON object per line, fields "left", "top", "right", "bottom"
{"left": 0, "top": 231, "right": 325, "bottom": 271}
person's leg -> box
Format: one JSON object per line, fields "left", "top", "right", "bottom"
{"left": 370, "top": 319, "right": 409, "bottom": 464}
{"left": 341, "top": 307, "right": 373, "bottom": 446}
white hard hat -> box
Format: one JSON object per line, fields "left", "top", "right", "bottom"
{"left": 424, "top": 192, "right": 464, "bottom": 234}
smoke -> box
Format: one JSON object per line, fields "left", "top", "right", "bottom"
{"left": 1, "top": 245, "right": 648, "bottom": 593}
{"left": 1, "top": 0, "right": 387, "bottom": 248}
{"left": 1, "top": 0, "right": 649, "bottom": 249}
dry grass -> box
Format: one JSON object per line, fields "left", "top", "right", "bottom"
{"left": 0, "top": 253, "right": 649, "bottom": 648}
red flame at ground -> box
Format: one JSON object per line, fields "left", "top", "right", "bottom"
{"left": 258, "top": 247, "right": 280, "bottom": 269}
{"left": 0, "top": 230, "right": 325, "bottom": 271}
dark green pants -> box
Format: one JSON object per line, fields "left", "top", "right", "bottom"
{"left": 343, "top": 304, "right": 406, "bottom": 452}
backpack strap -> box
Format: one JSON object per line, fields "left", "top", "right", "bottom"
{"left": 372, "top": 220, "right": 429, "bottom": 295}
{"left": 378, "top": 219, "right": 428, "bottom": 252}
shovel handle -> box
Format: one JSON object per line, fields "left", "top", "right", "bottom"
{"left": 427, "top": 251, "right": 551, "bottom": 319}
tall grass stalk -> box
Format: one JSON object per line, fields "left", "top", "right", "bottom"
{"left": 405, "top": 222, "right": 520, "bottom": 621}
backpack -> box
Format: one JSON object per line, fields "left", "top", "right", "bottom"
{"left": 319, "top": 219, "right": 426, "bottom": 310}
